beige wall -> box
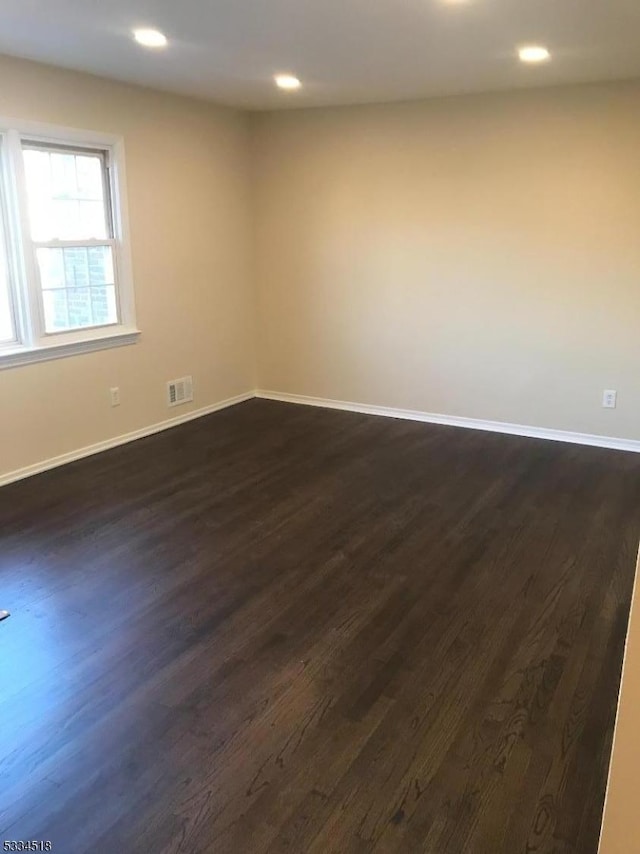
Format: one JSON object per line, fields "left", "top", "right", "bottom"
{"left": 599, "top": 548, "right": 640, "bottom": 854}
{"left": 251, "top": 81, "right": 640, "bottom": 441}
{"left": 0, "top": 54, "right": 255, "bottom": 480}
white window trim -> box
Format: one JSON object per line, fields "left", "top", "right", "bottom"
{"left": 0, "top": 116, "right": 140, "bottom": 370}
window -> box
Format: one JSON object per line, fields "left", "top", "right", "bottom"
{"left": 0, "top": 121, "right": 138, "bottom": 368}
{"left": 0, "top": 172, "right": 17, "bottom": 346}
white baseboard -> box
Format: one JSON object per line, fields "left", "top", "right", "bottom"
{"left": 256, "top": 390, "right": 640, "bottom": 454}
{"left": 4, "top": 387, "right": 639, "bottom": 488}
{"left": 0, "top": 391, "right": 255, "bottom": 488}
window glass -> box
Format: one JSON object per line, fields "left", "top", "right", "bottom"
{"left": 36, "top": 245, "right": 117, "bottom": 332}
{"left": 23, "top": 148, "right": 109, "bottom": 241}
{"left": 0, "top": 146, "right": 16, "bottom": 344}
{"left": 0, "top": 248, "right": 15, "bottom": 343}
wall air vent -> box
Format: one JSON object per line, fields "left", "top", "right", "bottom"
{"left": 167, "top": 376, "right": 193, "bottom": 408}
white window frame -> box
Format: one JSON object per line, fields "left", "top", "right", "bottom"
{"left": 0, "top": 117, "right": 139, "bottom": 370}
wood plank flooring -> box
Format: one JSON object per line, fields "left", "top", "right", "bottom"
{"left": 0, "top": 399, "right": 638, "bottom": 854}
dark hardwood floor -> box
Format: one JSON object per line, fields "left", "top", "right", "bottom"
{"left": 1, "top": 399, "right": 638, "bottom": 854}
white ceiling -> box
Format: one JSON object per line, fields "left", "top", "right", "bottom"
{"left": 1, "top": 0, "right": 640, "bottom": 110}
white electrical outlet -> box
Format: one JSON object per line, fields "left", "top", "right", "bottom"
{"left": 110, "top": 387, "right": 121, "bottom": 407}
{"left": 602, "top": 389, "right": 617, "bottom": 409}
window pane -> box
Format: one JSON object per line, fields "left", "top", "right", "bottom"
{"left": 23, "top": 148, "right": 110, "bottom": 241}
{"left": 42, "top": 289, "right": 69, "bottom": 332}
{"left": 37, "top": 246, "right": 117, "bottom": 333}
{"left": 0, "top": 171, "right": 16, "bottom": 344}
{"left": 0, "top": 251, "right": 15, "bottom": 344}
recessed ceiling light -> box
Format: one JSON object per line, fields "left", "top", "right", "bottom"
{"left": 518, "top": 45, "right": 551, "bottom": 64}
{"left": 274, "top": 74, "right": 301, "bottom": 91}
{"left": 133, "top": 28, "right": 168, "bottom": 48}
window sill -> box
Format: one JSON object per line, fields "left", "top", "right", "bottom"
{"left": 0, "top": 328, "right": 141, "bottom": 370}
